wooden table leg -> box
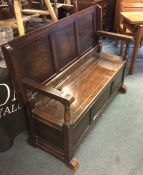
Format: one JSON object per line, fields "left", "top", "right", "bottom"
{"left": 44, "top": 0, "right": 58, "bottom": 22}
{"left": 129, "top": 26, "right": 143, "bottom": 75}
{"left": 14, "top": 0, "right": 25, "bottom": 36}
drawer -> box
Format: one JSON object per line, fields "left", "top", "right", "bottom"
{"left": 72, "top": 109, "right": 91, "bottom": 147}
{"left": 91, "top": 84, "right": 111, "bottom": 121}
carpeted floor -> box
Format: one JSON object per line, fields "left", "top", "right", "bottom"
{"left": 0, "top": 40, "right": 143, "bottom": 175}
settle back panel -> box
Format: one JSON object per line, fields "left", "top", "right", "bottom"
{"left": 3, "top": 6, "right": 101, "bottom": 88}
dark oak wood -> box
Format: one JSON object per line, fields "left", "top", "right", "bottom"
{"left": 96, "top": 30, "right": 134, "bottom": 42}
{"left": 71, "top": 0, "right": 116, "bottom": 31}
{"left": 2, "top": 5, "right": 132, "bottom": 170}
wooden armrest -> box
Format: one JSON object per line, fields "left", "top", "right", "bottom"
{"left": 96, "top": 30, "right": 134, "bottom": 42}
{"left": 22, "top": 78, "right": 75, "bottom": 106}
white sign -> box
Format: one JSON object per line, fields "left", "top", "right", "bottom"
{"left": 0, "top": 83, "right": 22, "bottom": 118}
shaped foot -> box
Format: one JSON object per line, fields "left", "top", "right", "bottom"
{"left": 119, "top": 85, "right": 127, "bottom": 94}
{"left": 67, "top": 158, "right": 79, "bottom": 171}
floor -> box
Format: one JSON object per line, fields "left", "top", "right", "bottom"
{"left": 0, "top": 40, "right": 143, "bottom": 175}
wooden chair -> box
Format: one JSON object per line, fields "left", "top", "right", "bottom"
{"left": 129, "top": 25, "right": 143, "bottom": 74}
{"left": 0, "top": 0, "right": 58, "bottom": 36}
{"left": 27, "top": 0, "right": 74, "bottom": 19}
{"left": 114, "top": 0, "right": 143, "bottom": 74}
{"left": 115, "top": 0, "right": 143, "bottom": 34}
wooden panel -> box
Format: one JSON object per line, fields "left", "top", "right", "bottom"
{"left": 3, "top": 6, "right": 97, "bottom": 85}
{"left": 35, "top": 118, "right": 64, "bottom": 149}
{"left": 51, "top": 23, "right": 77, "bottom": 70}
{"left": 111, "top": 67, "right": 124, "bottom": 92}
{"left": 91, "top": 84, "right": 111, "bottom": 121}
{"left": 77, "top": 13, "right": 95, "bottom": 54}
{"left": 72, "top": 109, "right": 91, "bottom": 147}
{"left": 19, "top": 36, "right": 56, "bottom": 82}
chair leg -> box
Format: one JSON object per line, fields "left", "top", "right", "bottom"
{"left": 129, "top": 26, "right": 143, "bottom": 75}
{"left": 44, "top": 0, "right": 58, "bottom": 22}
{"left": 14, "top": 0, "right": 25, "bottom": 36}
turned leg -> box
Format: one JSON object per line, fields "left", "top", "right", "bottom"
{"left": 119, "top": 85, "right": 127, "bottom": 94}
{"left": 129, "top": 26, "right": 143, "bottom": 75}
{"left": 44, "top": 0, "right": 58, "bottom": 22}
{"left": 66, "top": 158, "right": 79, "bottom": 171}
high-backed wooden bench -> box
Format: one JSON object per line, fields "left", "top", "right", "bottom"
{"left": 2, "top": 5, "right": 133, "bottom": 170}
